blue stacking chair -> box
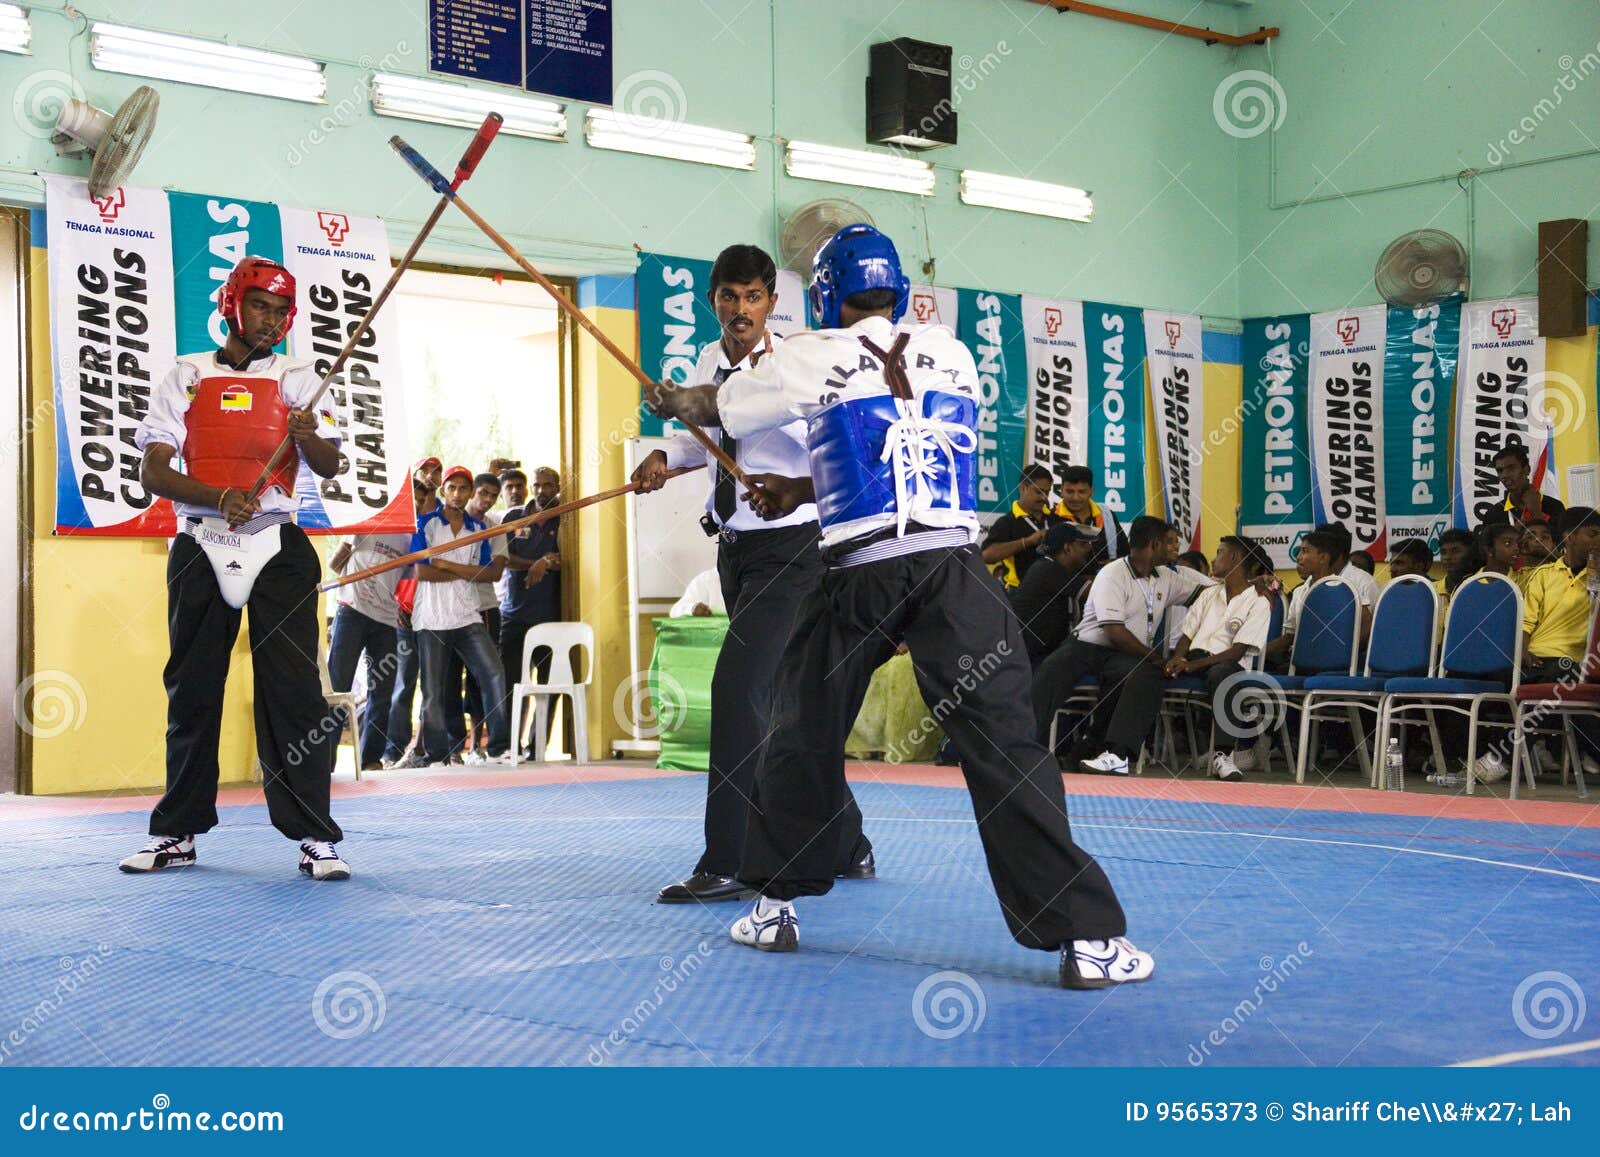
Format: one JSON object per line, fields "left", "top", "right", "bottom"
{"left": 1258, "top": 576, "right": 1361, "bottom": 772}
{"left": 1376, "top": 572, "right": 1523, "bottom": 794}
{"left": 1296, "top": 575, "right": 1440, "bottom": 786}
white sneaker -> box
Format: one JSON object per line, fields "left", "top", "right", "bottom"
{"left": 1212, "top": 752, "right": 1243, "bottom": 782}
{"left": 1078, "top": 751, "right": 1130, "bottom": 776}
{"left": 298, "top": 840, "right": 351, "bottom": 881}
{"left": 1583, "top": 754, "right": 1600, "bottom": 779}
{"left": 1060, "top": 936, "right": 1156, "bottom": 989}
{"left": 730, "top": 899, "right": 798, "bottom": 953}
{"left": 1231, "top": 742, "right": 1262, "bottom": 773}
{"left": 118, "top": 834, "right": 196, "bottom": 873}
{"left": 1473, "top": 748, "right": 1509, "bottom": 784}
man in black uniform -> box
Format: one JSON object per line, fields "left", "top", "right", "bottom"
{"left": 981, "top": 463, "right": 1060, "bottom": 589}
{"left": 634, "top": 244, "right": 872, "bottom": 904}
{"left": 1010, "top": 521, "right": 1101, "bottom": 665}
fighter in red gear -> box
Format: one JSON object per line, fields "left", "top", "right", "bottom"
{"left": 119, "top": 255, "right": 353, "bottom": 881}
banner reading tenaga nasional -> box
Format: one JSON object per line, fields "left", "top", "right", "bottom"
{"left": 1308, "top": 305, "right": 1387, "bottom": 559}
{"left": 1384, "top": 296, "right": 1461, "bottom": 551}
{"left": 1454, "top": 297, "right": 1545, "bottom": 527}
{"left": 1144, "top": 311, "right": 1204, "bottom": 550}
{"left": 1239, "top": 314, "right": 1313, "bottom": 568}
{"left": 45, "top": 175, "right": 413, "bottom": 536}
{"left": 1023, "top": 296, "right": 1089, "bottom": 484}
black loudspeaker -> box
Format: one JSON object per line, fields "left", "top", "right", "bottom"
{"left": 1537, "top": 218, "right": 1588, "bottom": 338}
{"left": 866, "top": 38, "right": 957, "bottom": 150}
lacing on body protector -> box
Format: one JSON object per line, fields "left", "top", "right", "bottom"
{"left": 879, "top": 396, "right": 978, "bottom": 538}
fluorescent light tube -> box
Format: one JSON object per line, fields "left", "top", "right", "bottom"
{"left": 373, "top": 73, "right": 565, "bottom": 141}
{"left": 959, "top": 169, "right": 1093, "bottom": 222}
{"left": 91, "top": 22, "right": 326, "bottom": 103}
{"left": 585, "top": 108, "right": 755, "bottom": 170}
{"left": 0, "top": 3, "right": 30, "bottom": 55}
{"left": 785, "top": 140, "right": 935, "bottom": 196}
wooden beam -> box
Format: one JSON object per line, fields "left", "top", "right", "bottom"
{"left": 1028, "top": 0, "right": 1280, "bottom": 47}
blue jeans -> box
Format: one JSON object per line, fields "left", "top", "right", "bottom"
{"left": 327, "top": 604, "right": 400, "bottom": 768}
{"left": 384, "top": 622, "right": 419, "bottom": 761}
{"left": 419, "top": 625, "right": 509, "bottom": 758}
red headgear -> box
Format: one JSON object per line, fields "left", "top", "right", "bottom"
{"left": 217, "top": 255, "right": 297, "bottom": 344}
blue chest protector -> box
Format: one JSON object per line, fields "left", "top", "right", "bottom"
{"left": 805, "top": 389, "right": 979, "bottom": 536}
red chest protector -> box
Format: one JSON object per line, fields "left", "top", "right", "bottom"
{"left": 180, "top": 355, "right": 300, "bottom": 498}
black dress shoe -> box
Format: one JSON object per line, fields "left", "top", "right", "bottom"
{"left": 656, "top": 872, "right": 755, "bottom": 904}
{"left": 836, "top": 848, "right": 876, "bottom": 880}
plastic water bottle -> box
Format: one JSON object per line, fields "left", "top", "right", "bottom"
{"left": 1385, "top": 736, "right": 1403, "bottom": 790}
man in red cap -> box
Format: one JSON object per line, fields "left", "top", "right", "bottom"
{"left": 120, "top": 255, "right": 352, "bottom": 881}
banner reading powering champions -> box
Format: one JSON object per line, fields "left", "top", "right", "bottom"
{"left": 1022, "top": 296, "right": 1088, "bottom": 484}
{"left": 1455, "top": 297, "right": 1545, "bottom": 527}
{"left": 1308, "top": 305, "right": 1388, "bottom": 560}
{"left": 1143, "top": 311, "right": 1203, "bottom": 550}
{"left": 1240, "top": 314, "right": 1312, "bottom": 568}
{"left": 44, "top": 175, "right": 413, "bottom": 536}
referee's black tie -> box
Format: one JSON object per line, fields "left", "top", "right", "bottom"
{"left": 712, "top": 364, "right": 740, "bottom": 523}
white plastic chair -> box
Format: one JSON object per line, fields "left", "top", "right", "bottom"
{"left": 511, "top": 622, "right": 593, "bottom": 764}
{"left": 319, "top": 639, "right": 364, "bottom": 780}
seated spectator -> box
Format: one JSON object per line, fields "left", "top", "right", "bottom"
{"left": 1164, "top": 535, "right": 1275, "bottom": 782}
{"left": 1348, "top": 549, "right": 1376, "bottom": 575}
{"left": 1265, "top": 529, "right": 1342, "bottom": 666}
{"left": 1484, "top": 442, "right": 1565, "bottom": 530}
{"left": 981, "top": 463, "right": 1060, "bottom": 589}
{"left": 1176, "top": 550, "right": 1209, "bottom": 574}
{"left": 1518, "top": 520, "right": 1558, "bottom": 582}
{"left": 1315, "top": 522, "right": 1379, "bottom": 637}
{"left": 1438, "top": 528, "right": 1484, "bottom": 597}
{"left": 1055, "top": 464, "right": 1128, "bottom": 563}
{"left": 1010, "top": 521, "right": 1101, "bottom": 664}
{"left": 1030, "top": 515, "right": 1213, "bottom": 776}
{"left": 1481, "top": 522, "right": 1520, "bottom": 578}
{"left": 1387, "top": 539, "right": 1433, "bottom": 580}
{"left": 670, "top": 569, "right": 727, "bottom": 618}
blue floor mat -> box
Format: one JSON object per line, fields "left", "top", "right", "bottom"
{"left": 0, "top": 775, "right": 1595, "bottom": 1067}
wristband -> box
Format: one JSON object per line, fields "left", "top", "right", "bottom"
{"left": 217, "top": 486, "right": 235, "bottom": 512}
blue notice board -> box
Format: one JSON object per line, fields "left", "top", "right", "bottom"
{"left": 428, "top": 0, "right": 613, "bottom": 105}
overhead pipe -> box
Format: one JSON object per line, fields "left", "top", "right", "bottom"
{"left": 1026, "top": 0, "right": 1279, "bottom": 47}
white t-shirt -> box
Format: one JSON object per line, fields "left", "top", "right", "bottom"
{"left": 714, "top": 316, "right": 983, "bottom": 549}
{"left": 409, "top": 508, "right": 491, "bottom": 632}
{"left": 335, "top": 533, "right": 412, "bottom": 626}
{"left": 472, "top": 508, "right": 507, "bottom": 612}
{"left": 669, "top": 569, "right": 727, "bottom": 617}
{"left": 665, "top": 333, "right": 817, "bottom": 533}
{"left": 1181, "top": 583, "right": 1272, "bottom": 657}
{"left": 133, "top": 350, "right": 340, "bottom": 519}
{"left": 1340, "top": 561, "right": 1380, "bottom": 610}
{"left": 1076, "top": 558, "right": 1214, "bottom": 649}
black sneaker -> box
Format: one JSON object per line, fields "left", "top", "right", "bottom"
{"left": 119, "top": 834, "right": 196, "bottom": 873}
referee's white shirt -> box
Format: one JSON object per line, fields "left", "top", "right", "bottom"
{"left": 662, "top": 333, "right": 817, "bottom": 533}
{"left": 1076, "top": 558, "right": 1215, "bottom": 650}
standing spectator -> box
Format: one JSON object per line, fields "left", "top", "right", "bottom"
{"left": 1484, "top": 442, "right": 1564, "bottom": 530}
{"left": 449, "top": 472, "right": 508, "bottom": 762}
{"left": 981, "top": 464, "right": 1060, "bottom": 589}
{"left": 327, "top": 527, "right": 411, "bottom": 772}
{"left": 1010, "top": 521, "right": 1100, "bottom": 665}
{"left": 501, "top": 466, "right": 563, "bottom": 756}
{"left": 1055, "top": 464, "right": 1128, "bottom": 564}
{"left": 393, "top": 465, "right": 510, "bottom": 768}
{"left": 383, "top": 456, "right": 442, "bottom": 765}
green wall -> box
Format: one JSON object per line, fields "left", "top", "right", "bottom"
{"left": 0, "top": 0, "right": 1246, "bottom": 316}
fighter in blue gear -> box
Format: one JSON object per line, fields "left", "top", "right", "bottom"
{"left": 646, "top": 226, "right": 1151, "bottom": 989}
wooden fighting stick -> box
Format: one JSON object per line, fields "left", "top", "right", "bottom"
{"left": 243, "top": 114, "right": 505, "bottom": 503}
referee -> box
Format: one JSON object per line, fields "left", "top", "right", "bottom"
{"left": 633, "top": 243, "right": 873, "bottom": 904}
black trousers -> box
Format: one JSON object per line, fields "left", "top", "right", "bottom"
{"left": 1031, "top": 638, "right": 1164, "bottom": 757}
{"left": 150, "top": 525, "right": 342, "bottom": 843}
{"left": 700, "top": 523, "right": 869, "bottom": 877}
{"left": 737, "top": 545, "right": 1126, "bottom": 949}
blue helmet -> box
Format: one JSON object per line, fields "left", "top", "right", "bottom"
{"left": 809, "top": 224, "right": 910, "bottom": 330}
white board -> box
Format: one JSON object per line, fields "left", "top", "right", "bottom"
{"left": 626, "top": 437, "right": 719, "bottom": 603}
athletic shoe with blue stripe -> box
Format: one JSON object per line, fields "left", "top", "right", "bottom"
{"left": 730, "top": 900, "right": 798, "bottom": 953}
{"left": 1059, "top": 937, "right": 1155, "bottom": 989}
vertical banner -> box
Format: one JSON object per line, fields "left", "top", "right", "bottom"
{"left": 1308, "top": 306, "right": 1388, "bottom": 559}
{"left": 1454, "top": 297, "right": 1545, "bottom": 527}
{"left": 45, "top": 175, "right": 179, "bottom": 536}
{"left": 957, "top": 289, "right": 1028, "bottom": 518}
{"left": 907, "top": 283, "right": 959, "bottom": 329}
{"left": 1239, "top": 314, "right": 1312, "bottom": 568}
{"left": 635, "top": 252, "right": 718, "bottom": 438}
{"left": 279, "top": 205, "right": 413, "bottom": 533}
{"left": 766, "top": 268, "right": 809, "bottom": 338}
{"left": 1022, "top": 296, "right": 1088, "bottom": 484}
{"left": 167, "top": 191, "right": 283, "bottom": 356}
{"left": 1384, "top": 296, "right": 1461, "bottom": 551}
{"left": 1143, "top": 311, "right": 1204, "bottom": 549}
{"left": 1084, "top": 302, "right": 1148, "bottom": 523}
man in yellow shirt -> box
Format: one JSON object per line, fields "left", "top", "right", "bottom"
{"left": 1519, "top": 507, "right": 1600, "bottom": 774}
